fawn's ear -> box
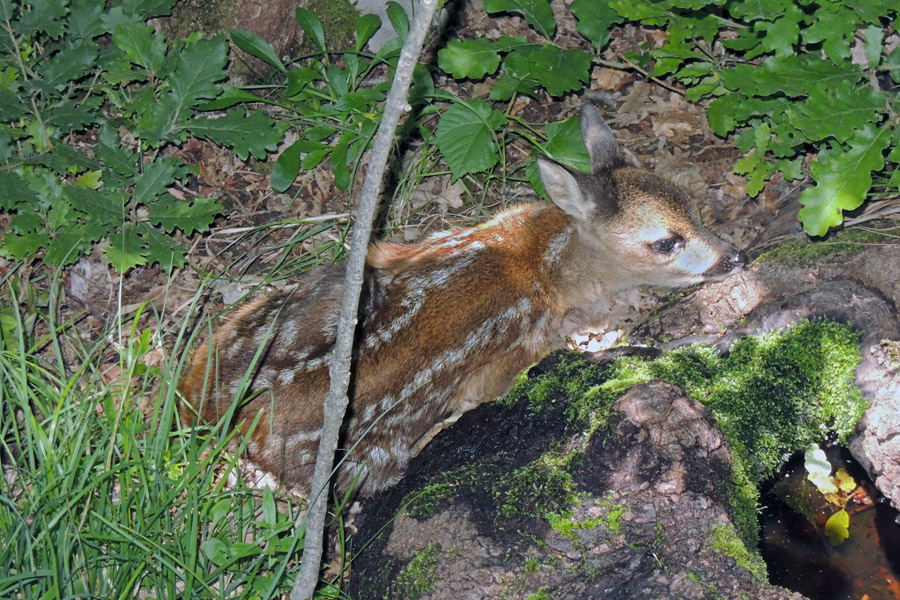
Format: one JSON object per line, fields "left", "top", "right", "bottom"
{"left": 580, "top": 104, "right": 623, "bottom": 173}
{"left": 537, "top": 156, "right": 594, "bottom": 221}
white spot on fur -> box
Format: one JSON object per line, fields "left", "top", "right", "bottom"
{"left": 275, "top": 321, "right": 299, "bottom": 352}
{"left": 367, "top": 446, "right": 391, "bottom": 467}
{"left": 256, "top": 370, "right": 273, "bottom": 390}
{"left": 379, "top": 395, "right": 398, "bottom": 413}
{"left": 433, "top": 228, "right": 474, "bottom": 247}
{"left": 362, "top": 401, "right": 378, "bottom": 424}
{"left": 288, "top": 430, "right": 320, "bottom": 446}
{"left": 543, "top": 228, "right": 571, "bottom": 267}
{"left": 365, "top": 286, "right": 427, "bottom": 349}
{"left": 389, "top": 438, "right": 410, "bottom": 465}
{"left": 277, "top": 369, "right": 296, "bottom": 385}
{"left": 252, "top": 327, "right": 271, "bottom": 346}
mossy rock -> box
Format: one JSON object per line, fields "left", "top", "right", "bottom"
{"left": 350, "top": 320, "right": 863, "bottom": 598}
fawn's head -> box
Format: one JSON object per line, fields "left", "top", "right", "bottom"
{"left": 537, "top": 105, "right": 746, "bottom": 292}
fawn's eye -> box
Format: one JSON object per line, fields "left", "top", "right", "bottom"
{"left": 651, "top": 236, "right": 683, "bottom": 255}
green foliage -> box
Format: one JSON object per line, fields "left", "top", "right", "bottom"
{"left": 435, "top": 99, "right": 506, "bottom": 180}
{"left": 0, "top": 299, "right": 304, "bottom": 598}
{"left": 604, "top": 0, "right": 900, "bottom": 236}
{"left": 229, "top": 9, "right": 395, "bottom": 194}
{"left": 241, "top": 2, "right": 594, "bottom": 202}
{"left": 0, "top": 0, "right": 286, "bottom": 272}
{"left": 484, "top": 0, "right": 555, "bottom": 38}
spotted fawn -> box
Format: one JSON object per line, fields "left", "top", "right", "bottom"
{"left": 179, "top": 104, "right": 747, "bottom": 496}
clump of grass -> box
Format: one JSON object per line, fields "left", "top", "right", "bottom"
{"left": 0, "top": 273, "right": 317, "bottom": 599}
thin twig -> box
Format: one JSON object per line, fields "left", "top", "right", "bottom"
{"left": 289, "top": 1, "right": 441, "bottom": 598}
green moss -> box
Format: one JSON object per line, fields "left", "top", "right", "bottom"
{"left": 305, "top": 0, "right": 357, "bottom": 51}
{"left": 709, "top": 523, "right": 768, "bottom": 581}
{"left": 509, "top": 320, "right": 862, "bottom": 548}
{"left": 395, "top": 319, "right": 863, "bottom": 590}
{"left": 754, "top": 227, "right": 896, "bottom": 266}
{"left": 652, "top": 319, "right": 864, "bottom": 545}
{"left": 386, "top": 543, "right": 441, "bottom": 600}
{"left": 493, "top": 449, "right": 580, "bottom": 520}
{"left": 524, "top": 588, "right": 551, "bottom": 600}
{"left": 547, "top": 497, "right": 626, "bottom": 541}
{"left": 504, "top": 352, "right": 653, "bottom": 435}
{"left": 166, "top": 0, "right": 239, "bottom": 40}
{"left": 404, "top": 471, "right": 467, "bottom": 519}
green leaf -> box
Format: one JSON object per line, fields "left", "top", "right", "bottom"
{"left": 112, "top": 22, "right": 167, "bottom": 74}
{"left": 0, "top": 89, "right": 28, "bottom": 122}
{"left": 824, "top": 509, "right": 849, "bottom": 546}
{"left": 802, "top": 5, "right": 857, "bottom": 63}
{"left": 262, "top": 488, "right": 277, "bottom": 526}
{"left": 2, "top": 231, "right": 49, "bottom": 260}
{"left": 68, "top": 0, "right": 105, "bottom": 40}
{"left": 187, "top": 109, "right": 289, "bottom": 160}
{"left": 503, "top": 45, "right": 591, "bottom": 97}
{"left": 169, "top": 34, "right": 228, "bottom": 105}
{"left": 18, "top": 0, "right": 67, "bottom": 38}
{"left": 571, "top": 0, "right": 623, "bottom": 51}
{"left": 64, "top": 186, "right": 124, "bottom": 225}
{"left": 728, "top": 0, "right": 788, "bottom": 21}
{"left": 755, "top": 3, "right": 802, "bottom": 58}
{"left": 147, "top": 197, "right": 223, "bottom": 235}
{"left": 484, "top": 0, "right": 555, "bottom": 38}
{"left": 436, "top": 99, "right": 506, "bottom": 180}
{"left": 788, "top": 81, "right": 886, "bottom": 143}
{"left": 0, "top": 0, "right": 16, "bottom": 23}
{"left": 439, "top": 38, "right": 502, "bottom": 80}
{"left": 121, "top": 0, "right": 177, "bottom": 20}
{"left": 271, "top": 139, "right": 303, "bottom": 193}
{"left": 543, "top": 116, "right": 589, "bottom": 172}
{"left": 139, "top": 222, "right": 186, "bottom": 270}
{"left": 356, "top": 13, "right": 381, "bottom": 52}
{"left": 197, "top": 85, "right": 267, "bottom": 111}
{"left": 231, "top": 28, "right": 286, "bottom": 72}
{"left": 47, "top": 97, "right": 102, "bottom": 133}
{"left": 44, "top": 223, "right": 105, "bottom": 266}
{"left": 798, "top": 124, "right": 892, "bottom": 236}
{"left": 94, "top": 127, "right": 139, "bottom": 177}
{"left": 748, "top": 55, "right": 863, "bottom": 98}
{"left": 104, "top": 224, "right": 148, "bottom": 271}
{"left": 385, "top": 1, "right": 409, "bottom": 41}
{"left": 774, "top": 157, "right": 802, "bottom": 181}
{"left": 133, "top": 157, "right": 181, "bottom": 205}
{"left": 888, "top": 45, "right": 900, "bottom": 85}
{"left": 331, "top": 140, "right": 350, "bottom": 191}
{"left": 301, "top": 147, "right": 329, "bottom": 170}
{"left": 296, "top": 6, "right": 326, "bottom": 51}
{"left": 0, "top": 172, "right": 39, "bottom": 210}
{"left": 849, "top": 0, "right": 897, "bottom": 24}
{"left": 203, "top": 538, "right": 230, "bottom": 566}
{"left": 862, "top": 24, "right": 884, "bottom": 68}
{"left": 147, "top": 34, "right": 228, "bottom": 141}
{"left": 40, "top": 41, "right": 98, "bottom": 88}
{"left": 609, "top": 0, "right": 668, "bottom": 24}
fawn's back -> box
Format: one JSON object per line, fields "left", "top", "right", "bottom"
{"left": 179, "top": 105, "right": 746, "bottom": 495}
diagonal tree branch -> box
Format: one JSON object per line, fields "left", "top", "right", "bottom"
{"left": 290, "top": 1, "right": 440, "bottom": 597}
